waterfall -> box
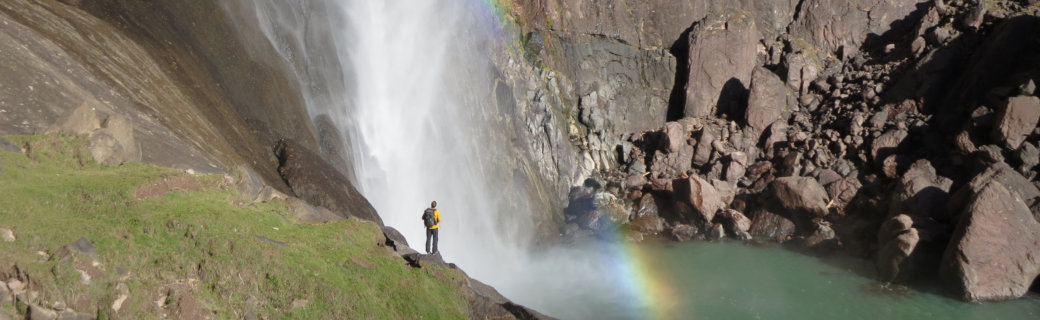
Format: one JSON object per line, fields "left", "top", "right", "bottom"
{"left": 224, "top": 1, "right": 634, "bottom": 318}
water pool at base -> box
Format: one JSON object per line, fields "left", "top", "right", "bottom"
{"left": 533, "top": 240, "right": 1040, "bottom": 320}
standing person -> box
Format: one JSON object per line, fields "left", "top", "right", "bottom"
{"left": 422, "top": 201, "right": 442, "bottom": 254}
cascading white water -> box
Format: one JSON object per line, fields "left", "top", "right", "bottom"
{"left": 227, "top": 1, "right": 640, "bottom": 318}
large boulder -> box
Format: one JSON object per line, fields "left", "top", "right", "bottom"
{"left": 48, "top": 103, "right": 140, "bottom": 166}
{"left": 992, "top": 95, "right": 1040, "bottom": 149}
{"left": 747, "top": 207, "right": 796, "bottom": 240}
{"left": 745, "top": 66, "right": 795, "bottom": 137}
{"left": 684, "top": 9, "right": 758, "bottom": 118}
{"left": 941, "top": 181, "right": 1040, "bottom": 302}
{"left": 673, "top": 176, "right": 724, "bottom": 223}
{"left": 888, "top": 160, "right": 953, "bottom": 225}
{"left": 630, "top": 215, "right": 665, "bottom": 234}
{"left": 769, "top": 176, "right": 830, "bottom": 221}
{"left": 274, "top": 139, "right": 382, "bottom": 225}
{"left": 950, "top": 162, "right": 1040, "bottom": 222}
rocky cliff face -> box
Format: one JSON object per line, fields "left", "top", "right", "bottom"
{"left": 495, "top": 0, "right": 1040, "bottom": 302}
{"left": 0, "top": 0, "right": 317, "bottom": 193}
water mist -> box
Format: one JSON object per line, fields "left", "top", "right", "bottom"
{"left": 227, "top": 0, "right": 641, "bottom": 318}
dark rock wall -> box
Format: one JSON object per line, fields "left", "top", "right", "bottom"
{"left": 0, "top": 0, "right": 325, "bottom": 193}
{"left": 498, "top": 0, "right": 1040, "bottom": 301}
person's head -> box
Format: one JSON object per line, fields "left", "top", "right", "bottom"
{"left": 431, "top": 201, "right": 437, "bottom": 208}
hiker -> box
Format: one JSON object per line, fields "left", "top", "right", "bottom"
{"left": 422, "top": 201, "right": 442, "bottom": 254}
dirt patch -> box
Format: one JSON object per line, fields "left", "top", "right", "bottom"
{"left": 348, "top": 256, "right": 373, "bottom": 269}
{"left": 134, "top": 175, "right": 209, "bottom": 199}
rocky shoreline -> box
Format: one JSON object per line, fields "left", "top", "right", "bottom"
{"left": 497, "top": 0, "right": 1040, "bottom": 302}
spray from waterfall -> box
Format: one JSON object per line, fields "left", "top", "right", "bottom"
{"left": 226, "top": 1, "right": 655, "bottom": 318}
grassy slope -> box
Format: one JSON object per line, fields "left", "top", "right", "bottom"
{"left": 0, "top": 135, "right": 469, "bottom": 319}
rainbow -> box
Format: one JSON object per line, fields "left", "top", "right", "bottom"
{"left": 601, "top": 228, "right": 682, "bottom": 320}
{"left": 464, "top": 1, "right": 682, "bottom": 318}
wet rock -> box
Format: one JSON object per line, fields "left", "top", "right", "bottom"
{"left": 876, "top": 214, "right": 920, "bottom": 282}
{"left": 275, "top": 139, "right": 382, "bottom": 225}
{"left": 770, "top": 176, "right": 831, "bottom": 220}
{"left": 0, "top": 228, "right": 13, "bottom": 242}
{"left": 673, "top": 176, "right": 723, "bottom": 223}
{"left": 634, "top": 194, "right": 659, "bottom": 219}
{"left": 992, "top": 95, "right": 1040, "bottom": 149}
{"left": 718, "top": 209, "right": 752, "bottom": 240}
{"left": 804, "top": 221, "right": 836, "bottom": 247}
{"left": 671, "top": 224, "right": 700, "bottom": 242}
{"left": 577, "top": 210, "right": 605, "bottom": 231}
{"left": 708, "top": 223, "right": 726, "bottom": 240}
{"left": 747, "top": 207, "right": 796, "bottom": 240}
{"left": 630, "top": 215, "right": 665, "bottom": 234}
{"left": 746, "top": 66, "right": 794, "bottom": 137}
{"left": 684, "top": 9, "right": 758, "bottom": 118}
{"left": 941, "top": 181, "right": 1040, "bottom": 302}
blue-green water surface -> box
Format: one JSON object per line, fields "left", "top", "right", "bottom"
{"left": 624, "top": 240, "right": 1040, "bottom": 320}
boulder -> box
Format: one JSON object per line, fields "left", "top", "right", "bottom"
{"left": 888, "top": 160, "right": 953, "bottom": 224}
{"left": 382, "top": 226, "right": 409, "bottom": 252}
{"left": 875, "top": 214, "right": 920, "bottom": 282}
{"left": 770, "top": 176, "right": 831, "bottom": 220}
{"left": 0, "top": 228, "right": 13, "bottom": 242}
{"left": 287, "top": 197, "right": 342, "bottom": 224}
{"left": 708, "top": 223, "right": 726, "bottom": 240}
{"left": 718, "top": 209, "right": 752, "bottom": 240}
{"left": 650, "top": 145, "right": 695, "bottom": 178}
{"left": 671, "top": 224, "right": 699, "bottom": 242}
{"left": 871, "top": 129, "right": 908, "bottom": 164}
{"left": 992, "top": 95, "right": 1040, "bottom": 149}
{"left": 673, "top": 176, "right": 723, "bottom": 223}
{"left": 1014, "top": 142, "right": 1039, "bottom": 174}
{"left": 804, "top": 222, "right": 836, "bottom": 247}
{"left": 684, "top": 9, "right": 758, "bottom": 118}
{"left": 274, "top": 139, "right": 383, "bottom": 225}
{"left": 402, "top": 253, "right": 449, "bottom": 269}
{"left": 29, "top": 305, "right": 57, "bottom": 320}
{"left": 634, "top": 194, "right": 659, "bottom": 219}
{"left": 692, "top": 129, "right": 715, "bottom": 167}
{"left": 630, "top": 215, "right": 665, "bottom": 234}
{"left": 877, "top": 228, "right": 920, "bottom": 282}
{"left": 941, "top": 181, "right": 1040, "bottom": 302}
{"left": 746, "top": 66, "right": 794, "bottom": 137}
{"left": 662, "top": 121, "right": 687, "bottom": 153}
{"left": 747, "top": 207, "right": 796, "bottom": 240}
{"left": 950, "top": 162, "right": 1040, "bottom": 222}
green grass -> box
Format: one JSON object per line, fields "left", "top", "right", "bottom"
{"left": 0, "top": 135, "right": 470, "bottom": 319}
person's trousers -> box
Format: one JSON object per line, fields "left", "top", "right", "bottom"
{"left": 426, "top": 228, "right": 439, "bottom": 254}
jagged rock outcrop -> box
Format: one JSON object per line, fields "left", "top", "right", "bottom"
{"left": 941, "top": 181, "right": 1040, "bottom": 302}
{"left": 683, "top": 9, "right": 758, "bottom": 118}
{"left": 274, "top": 139, "right": 383, "bottom": 225}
